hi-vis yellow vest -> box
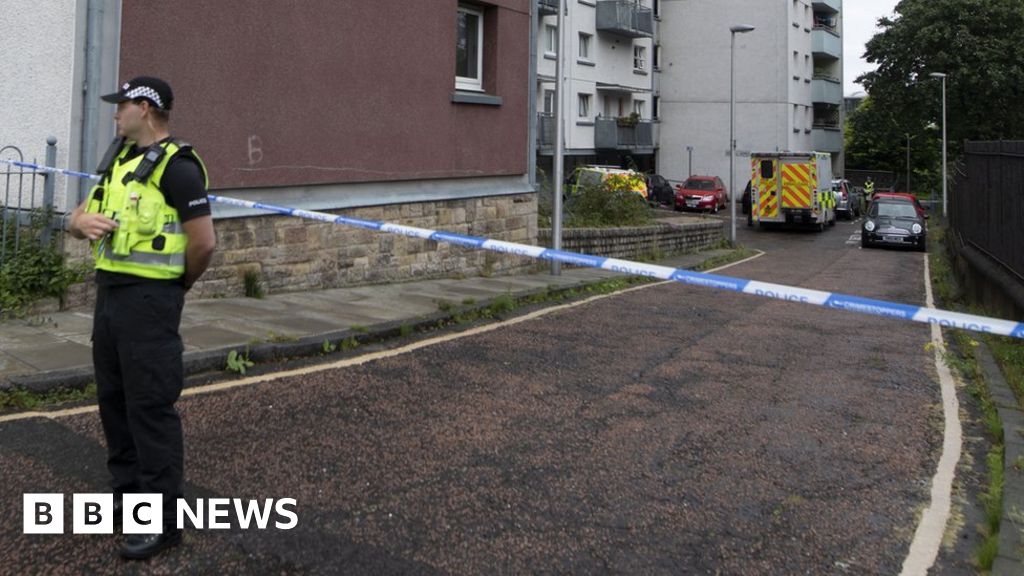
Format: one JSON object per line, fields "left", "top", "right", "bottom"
{"left": 85, "top": 139, "right": 208, "bottom": 280}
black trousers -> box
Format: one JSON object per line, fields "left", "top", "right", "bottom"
{"left": 92, "top": 281, "right": 185, "bottom": 528}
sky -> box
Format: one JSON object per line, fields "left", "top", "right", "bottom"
{"left": 843, "top": 0, "right": 900, "bottom": 96}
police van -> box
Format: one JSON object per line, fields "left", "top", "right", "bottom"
{"left": 750, "top": 152, "right": 835, "bottom": 230}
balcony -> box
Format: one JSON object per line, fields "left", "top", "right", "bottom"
{"left": 812, "top": 127, "right": 843, "bottom": 153}
{"left": 594, "top": 117, "right": 654, "bottom": 150}
{"left": 537, "top": 113, "right": 556, "bottom": 148}
{"left": 812, "top": 27, "right": 842, "bottom": 60}
{"left": 811, "top": 76, "right": 842, "bottom": 105}
{"left": 538, "top": 0, "right": 559, "bottom": 17}
{"left": 596, "top": 0, "right": 654, "bottom": 39}
{"left": 811, "top": 0, "right": 840, "bottom": 14}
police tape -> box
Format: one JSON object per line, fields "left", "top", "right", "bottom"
{"left": 3, "top": 158, "right": 1022, "bottom": 340}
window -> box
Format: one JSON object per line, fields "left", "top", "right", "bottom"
{"left": 543, "top": 90, "right": 556, "bottom": 114}
{"left": 633, "top": 45, "right": 647, "bottom": 71}
{"left": 633, "top": 100, "right": 645, "bottom": 118}
{"left": 653, "top": 44, "right": 660, "bottom": 69}
{"left": 652, "top": 95, "right": 660, "bottom": 118}
{"left": 793, "top": 104, "right": 800, "bottom": 132}
{"left": 545, "top": 25, "right": 558, "bottom": 56}
{"left": 578, "top": 93, "right": 591, "bottom": 119}
{"left": 456, "top": 6, "right": 484, "bottom": 91}
{"left": 579, "top": 33, "right": 592, "bottom": 60}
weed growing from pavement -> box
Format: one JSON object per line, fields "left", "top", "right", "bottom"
{"left": 350, "top": 325, "right": 369, "bottom": 333}
{"left": 322, "top": 339, "right": 337, "bottom": 354}
{"left": 339, "top": 336, "right": 359, "bottom": 352}
{"left": 399, "top": 324, "right": 414, "bottom": 337}
{"left": 226, "top": 349, "right": 255, "bottom": 375}
{"left": 0, "top": 382, "right": 96, "bottom": 412}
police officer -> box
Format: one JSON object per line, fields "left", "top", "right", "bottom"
{"left": 864, "top": 176, "right": 875, "bottom": 204}
{"left": 67, "top": 76, "right": 216, "bottom": 559}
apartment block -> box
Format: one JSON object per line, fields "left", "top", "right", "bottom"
{"left": 656, "top": 0, "right": 843, "bottom": 197}
{"left": 535, "top": 0, "right": 658, "bottom": 179}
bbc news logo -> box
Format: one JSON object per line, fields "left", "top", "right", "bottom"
{"left": 23, "top": 494, "right": 298, "bottom": 534}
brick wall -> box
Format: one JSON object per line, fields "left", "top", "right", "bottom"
{"left": 537, "top": 219, "right": 724, "bottom": 260}
{"left": 60, "top": 193, "right": 537, "bottom": 310}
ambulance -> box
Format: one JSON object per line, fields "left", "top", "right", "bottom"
{"left": 750, "top": 152, "right": 835, "bottom": 230}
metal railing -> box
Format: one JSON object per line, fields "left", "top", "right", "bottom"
{"left": 538, "top": 0, "right": 559, "bottom": 16}
{"left": 0, "top": 138, "right": 59, "bottom": 268}
{"left": 954, "top": 140, "right": 1024, "bottom": 282}
{"left": 595, "top": 0, "right": 654, "bottom": 38}
{"left": 594, "top": 117, "right": 654, "bottom": 149}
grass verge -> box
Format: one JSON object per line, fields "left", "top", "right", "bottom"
{"left": 928, "top": 222, "right": 1019, "bottom": 570}
{"left": 0, "top": 383, "right": 97, "bottom": 413}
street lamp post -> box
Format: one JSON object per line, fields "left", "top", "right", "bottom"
{"left": 729, "top": 24, "right": 755, "bottom": 247}
{"left": 686, "top": 145, "right": 693, "bottom": 177}
{"left": 905, "top": 133, "right": 913, "bottom": 195}
{"left": 929, "top": 72, "right": 947, "bottom": 218}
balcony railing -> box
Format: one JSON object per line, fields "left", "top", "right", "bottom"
{"left": 812, "top": 27, "right": 842, "bottom": 60}
{"left": 811, "top": 0, "right": 841, "bottom": 14}
{"left": 596, "top": 0, "right": 654, "bottom": 39}
{"left": 538, "top": 0, "right": 559, "bottom": 17}
{"left": 812, "top": 127, "right": 843, "bottom": 152}
{"left": 811, "top": 76, "right": 842, "bottom": 105}
{"left": 594, "top": 117, "right": 654, "bottom": 149}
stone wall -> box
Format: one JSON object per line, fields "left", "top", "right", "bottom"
{"left": 61, "top": 193, "right": 538, "bottom": 310}
{"left": 537, "top": 219, "right": 724, "bottom": 260}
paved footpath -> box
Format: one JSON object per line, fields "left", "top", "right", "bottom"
{"left": 0, "top": 249, "right": 732, "bottom": 394}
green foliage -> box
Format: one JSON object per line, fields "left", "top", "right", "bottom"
{"left": 321, "top": 339, "right": 337, "bottom": 353}
{"left": 850, "top": 0, "right": 1024, "bottom": 179}
{"left": 226, "top": 348, "right": 254, "bottom": 375}
{"left": 0, "top": 383, "right": 97, "bottom": 411}
{"left": 243, "top": 269, "right": 264, "bottom": 299}
{"left": 339, "top": 336, "right": 359, "bottom": 351}
{"left": 0, "top": 208, "right": 85, "bottom": 317}
{"left": 399, "top": 324, "right": 414, "bottom": 337}
{"left": 565, "top": 181, "right": 652, "bottom": 228}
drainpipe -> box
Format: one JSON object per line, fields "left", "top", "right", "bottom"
{"left": 79, "top": 0, "right": 104, "bottom": 206}
{"left": 528, "top": 0, "right": 538, "bottom": 189}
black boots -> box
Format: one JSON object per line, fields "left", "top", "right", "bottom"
{"left": 119, "top": 529, "right": 182, "bottom": 560}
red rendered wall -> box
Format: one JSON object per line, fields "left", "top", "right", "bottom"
{"left": 118, "top": 1, "right": 530, "bottom": 191}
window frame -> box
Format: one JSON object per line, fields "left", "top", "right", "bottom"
{"left": 633, "top": 45, "right": 647, "bottom": 72}
{"left": 578, "top": 32, "right": 592, "bottom": 60}
{"left": 578, "top": 93, "right": 592, "bottom": 119}
{"left": 455, "top": 5, "right": 485, "bottom": 92}
{"left": 545, "top": 24, "right": 558, "bottom": 57}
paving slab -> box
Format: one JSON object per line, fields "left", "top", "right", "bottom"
{"left": 7, "top": 341, "right": 92, "bottom": 372}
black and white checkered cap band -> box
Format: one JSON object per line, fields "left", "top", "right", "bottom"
{"left": 124, "top": 85, "right": 164, "bottom": 109}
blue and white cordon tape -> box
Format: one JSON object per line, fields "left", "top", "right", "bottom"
{"left": 4, "top": 158, "right": 1023, "bottom": 340}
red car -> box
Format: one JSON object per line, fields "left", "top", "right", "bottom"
{"left": 872, "top": 192, "right": 927, "bottom": 218}
{"left": 674, "top": 176, "right": 727, "bottom": 213}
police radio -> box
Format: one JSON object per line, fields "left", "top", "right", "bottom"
{"left": 123, "top": 143, "right": 167, "bottom": 185}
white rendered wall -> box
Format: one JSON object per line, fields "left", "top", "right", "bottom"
{"left": 0, "top": 0, "right": 84, "bottom": 211}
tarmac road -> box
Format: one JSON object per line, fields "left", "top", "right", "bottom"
{"left": 0, "top": 216, "right": 946, "bottom": 574}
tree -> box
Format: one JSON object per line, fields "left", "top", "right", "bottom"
{"left": 847, "top": 0, "right": 1024, "bottom": 187}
